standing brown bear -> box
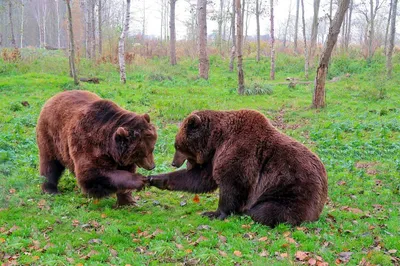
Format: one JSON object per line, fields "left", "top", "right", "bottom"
{"left": 149, "top": 110, "right": 328, "bottom": 227}
{"left": 37, "top": 90, "right": 157, "bottom": 206}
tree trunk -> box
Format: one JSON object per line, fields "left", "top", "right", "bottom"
{"left": 170, "top": 0, "right": 177, "bottom": 65}
{"left": 367, "top": 0, "right": 374, "bottom": 60}
{"left": 43, "top": 0, "right": 47, "bottom": 47}
{"left": 270, "top": 0, "right": 275, "bottom": 80}
{"left": 218, "top": 0, "right": 224, "bottom": 54}
{"left": 294, "top": 0, "right": 300, "bottom": 52}
{"left": 91, "top": 0, "right": 96, "bottom": 60}
{"left": 8, "top": 1, "right": 17, "bottom": 49}
{"left": 56, "top": 0, "right": 61, "bottom": 48}
{"left": 308, "top": 0, "right": 321, "bottom": 68}
{"left": 301, "top": 0, "right": 309, "bottom": 79}
{"left": 345, "top": 0, "right": 353, "bottom": 50}
{"left": 20, "top": 0, "right": 24, "bottom": 48}
{"left": 229, "top": 0, "right": 236, "bottom": 72}
{"left": 256, "top": 0, "right": 260, "bottom": 62}
{"left": 65, "top": 0, "right": 79, "bottom": 85}
{"left": 313, "top": 0, "right": 350, "bottom": 109}
{"left": 236, "top": 0, "right": 244, "bottom": 94}
{"left": 384, "top": 1, "right": 392, "bottom": 55}
{"left": 386, "top": 0, "right": 397, "bottom": 78}
{"left": 119, "top": 0, "right": 131, "bottom": 84}
{"left": 198, "top": 0, "right": 209, "bottom": 79}
{"left": 244, "top": 0, "right": 250, "bottom": 44}
{"left": 98, "top": 0, "right": 102, "bottom": 56}
{"left": 283, "top": 3, "right": 292, "bottom": 48}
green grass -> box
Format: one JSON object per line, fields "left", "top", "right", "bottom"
{"left": 0, "top": 49, "right": 399, "bottom": 265}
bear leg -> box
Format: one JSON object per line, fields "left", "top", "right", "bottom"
{"left": 40, "top": 159, "right": 65, "bottom": 194}
{"left": 247, "top": 201, "right": 301, "bottom": 227}
{"left": 116, "top": 191, "right": 136, "bottom": 206}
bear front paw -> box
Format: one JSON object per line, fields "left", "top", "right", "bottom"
{"left": 148, "top": 175, "right": 169, "bottom": 190}
{"left": 202, "top": 210, "right": 228, "bottom": 220}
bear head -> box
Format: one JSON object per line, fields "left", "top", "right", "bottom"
{"left": 172, "top": 112, "right": 214, "bottom": 169}
{"left": 111, "top": 113, "right": 157, "bottom": 170}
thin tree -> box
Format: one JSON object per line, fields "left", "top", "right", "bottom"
{"left": 236, "top": 0, "right": 244, "bottom": 94}
{"left": 344, "top": 0, "right": 353, "bottom": 50}
{"left": 308, "top": 0, "right": 321, "bottom": 68}
{"left": 294, "top": 0, "right": 300, "bottom": 52}
{"left": 198, "top": 0, "right": 209, "bottom": 79}
{"left": 283, "top": 0, "right": 292, "bottom": 48}
{"left": 91, "top": 0, "right": 96, "bottom": 60}
{"left": 118, "top": 0, "right": 131, "bottom": 84}
{"left": 229, "top": 0, "right": 236, "bottom": 71}
{"left": 55, "top": 0, "right": 61, "bottom": 48}
{"left": 256, "top": 0, "right": 261, "bottom": 62}
{"left": 20, "top": 0, "right": 24, "bottom": 48}
{"left": 98, "top": 0, "right": 102, "bottom": 55}
{"left": 384, "top": 1, "right": 393, "bottom": 55}
{"left": 301, "top": 0, "right": 309, "bottom": 79}
{"left": 313, "top": 0, "right": 350, "bottom": 108}
{"left": 386, "top": 0, "right": 397, "bottom": 78}
{"left": 217, "top": 0, "right": 224, "bottom": 54}
{"left": 8, "top": 0, "right": 17, "bottom": 49}
{"left": 65, "top": 0, "right": 78, "bottom": 85}
{"left": 270, "top": 0, "right": 275, "bottom": 80}
{"left": 170, "top": 0, "right": 177, "bottom": 65}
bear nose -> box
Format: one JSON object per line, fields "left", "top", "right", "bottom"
{"left": 149, "top": 164, "right": 156, "bottom": 170}
{"left": 171, "top": 162, "right": 177, "bottom": 167}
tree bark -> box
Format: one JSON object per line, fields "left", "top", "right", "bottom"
{"left": 8, "top": 1, "right": 17, "bottom": 49}
{"left": 345, "top": 0, "right": 353, "bottom": 50}
{"left": 229, "top": 0, "right": 236, "bottom": 71}
{"left": 56, "top": 0, "right": 61, "bottom": 49}
{"left": 301, "top": 0, "right": 309, "bottom": 79}
{"left": 170, "top": 0, "right": 177, "bottom": 65}
{"left": 308, "top": 0, "right": 321, "bottom": 68}
{"left": 98, "top": 0, "right": 102, "bottom": 56}
{"left": 236, "top": 0, "right": 244, "bottom": 94}
{"left": 386, "top": 0, "right": 397, "bottom": 78}
{"left": 218, "top": 0, "right": 224, "bottom": 54}
{"left": 283, "top": 3, "right": 292, "bottom": 48}
{"left": 294, "top": 0, "right": 300, "bottom": 52}
{"left": 20, "top": 0, "right": 25, "bottom": 48}
{"left": 270, "top": 0, "right": 275, "bottom": 80}
{"left": 384, "top": 1, "right": 392, "bottom": 55}
{"left": 119, "top": 0, "right": 131, "bottom": 84}
{"left": 256, "top": 0, "right": 261, "bottom": 62}
{"left": 65, "top": 0, "right": 79, "bottom": 85}
{"left": 367, "top": 0, "right": 374, "bottom": 60}
{"left": 91, "top": 0, "right": 96, "bottom": 60}
{"left": 198, "top": 0, "right": 209, "bottom": 79}
{"left": 313, "top": 0, "right": 350, "bottom": 109}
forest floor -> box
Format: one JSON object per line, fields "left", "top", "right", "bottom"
{"left": 0, "top": 50, "right": 399, "bottom": 265}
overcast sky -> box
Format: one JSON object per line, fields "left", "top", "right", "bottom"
{"left": 130, "top": 0, "right": 324, "bottom": 40}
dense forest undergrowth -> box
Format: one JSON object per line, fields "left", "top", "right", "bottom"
{"left": 0, "top": 50, "right": 399, "bottom": 265}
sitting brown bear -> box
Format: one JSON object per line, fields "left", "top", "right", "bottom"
{"left": 36, "top": 90, "right": 157, "bottom": 206}
{"left": 149, "top": 110, "right": 327, "bottom": 227}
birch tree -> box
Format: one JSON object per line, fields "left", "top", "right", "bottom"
{"left": 255, "top": 0, "right": 261, "bottom": 62}
{"left": 294, "top": 0, "right": 300, "bottom": 52}
{"left": 313, "top": 0, "right": 350, "bottom": 108}
{"left": 170, "top": 0, "right": 177, "bottom": 65}
{"left": 236, "top": 0, "right": 244, "bottom": 94}
{"left": 65, "top": 0, "right": 78, "bottom": 85}
{"left": 301, "top": 0, "right": 309, "bottom": 79}
{"left": 8, "top": 0, "right": 17, "bottom": 49}
{"left": 270, "top": 0, "right": 275, "bottom": 80}
{"left": 118, "top": 0, "right": 131, "bottom": 84}
{"left": 386, "top": 0, "right": 397, "bottom": 78}
{"left": 308, "top": 0, "right": 321, "bottom": 68}
{"left": 198, "top": 0, "right": 209, "bottom": 79}
{"left": 229, "top": 0, "right": 236, "bottom": 71}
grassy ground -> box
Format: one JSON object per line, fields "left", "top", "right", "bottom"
{"left": 0, "top": 50, "right": 399, "bottom": 265}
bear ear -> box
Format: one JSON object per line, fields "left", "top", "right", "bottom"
{"left": 143, "top": 113, "right": 150, "bottom": 123}
{"left": 187, "top": 114, "right": 201, "bottom": 128}
{"left": 116, "top": 127, "right": 129, "bottom": 138}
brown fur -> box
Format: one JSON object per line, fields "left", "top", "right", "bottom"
{"left": 36, "top": 90, "right": 157, "bottom": 206}
{"left": 149, "top": 110, "right": 327, "bottom": 227}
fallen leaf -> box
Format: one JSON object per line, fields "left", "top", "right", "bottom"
{"left": 295, "top": 251, "right": 309, "bottom": 261}
{"left": 66, "top": 257, "right": 74, "bottom": 263}
{"left": 233, "top": 250, "right": 242, "bottom": 257}
{"left": 0, "top": 238, "right": 5, "bottom": 243}
{"left": 9, "top": 188, "right": 16, "bottom": 194}
{"left": 218, "top": 250, "right": 227, "bottom": 257}
{"left": 337, "top": 180, "right": 346, "bottom": 186}
{"left": 259, "top": 250, "right": 268, "bottom": 257}
{"left": 180, "top": 200, "right": 187, "bottom": 206}
{"left": 185, "top": 249, "right": 192, "bottom": 254}
{"left": 101, "top": 213, "right": 107, "bottom": 218}
{"left": 7, "top": 225, "right": 19, "bottom": 235}
{"left": 193, "top": 194, "right": 200, "bottom": 203}
{"left": 218, "top": 235, "right": 227, "bottom": 243}
{"left": 243, "top": 232, "right": 255, "bottom": 240}
{"left": 93, "top": 199, "right": 99, "bottom": 204}
{"left": 175, "top": 243, "right": 183, "bottom": 250}
{"left": 258, "top": 236, "right": 268, "bottom": 242}
{"left": 110, "top": 248, "right": 118, "bottom": 257}
{"left": 72, "top": 220, "right": 80, "bottom": 227}
{"left": 31, "top": 255, "right": 40, "bottom": 261}
{"left": 280, "top": 253, "right": 288, "bottom": 258}
{"left": 241, "top": 224, "right": 251, "bottom": 229}
{"left": 338, "top": 252, "right": 353, "bottom": 262}
{"left": 388, "top": 249, "right": 397, "bottom": 254}
{"left": 308, "top": 258, "right": 317, "bottom": 265}
{"left": 197, "top": 225, "right": 211, "bottom": 230}
{"left": 286, "top": 237, "right": 297, "bottom": 244}
{"left": 283, "top": 231, "right": 291, "bottom": 237}
{"left": 88, "top": 238, "right": 102, "bottom": 244}
{"left": 341, "top": 206, "right": 364, "bottom": 214}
